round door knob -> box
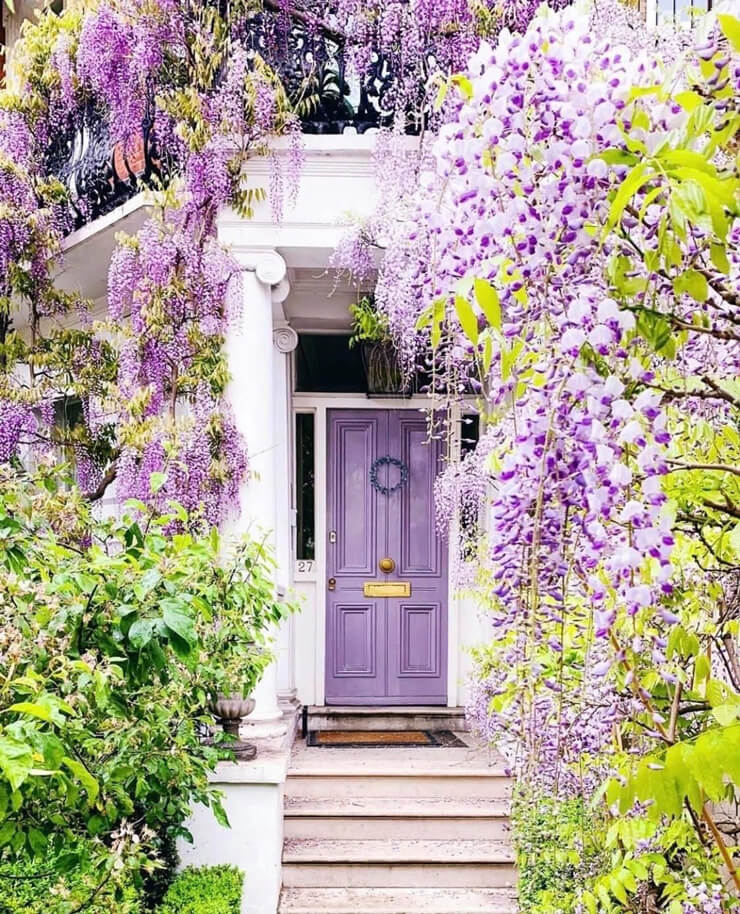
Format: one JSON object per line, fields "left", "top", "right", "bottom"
{"left": 379, "top": 557, "right": 395, "bottom": 574}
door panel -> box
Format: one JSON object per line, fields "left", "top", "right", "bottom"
{"left": 326, "top": 408, "right": 448, "bottom": 706}
{"left": 334, "top": 417, "right": 379, "bottom": 576}
{"left": 333, "top": 604, "right": 378, "bottom": 676}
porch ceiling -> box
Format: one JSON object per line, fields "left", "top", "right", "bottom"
{"left": 282, "top": 269, "right": 373, "bottom": 332}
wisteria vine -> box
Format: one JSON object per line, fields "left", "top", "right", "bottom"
{"left": 372, "top": 0, "right": 740, "bottom": 908}
{"left": 0, "top": 0, "right": 574, "bottom": 525}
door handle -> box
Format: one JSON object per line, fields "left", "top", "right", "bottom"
{"left": 328, "top": 578, "right": 336, "bottom": 591}
{"left": 379, "top": 557, "right": 396, "bottom": 574}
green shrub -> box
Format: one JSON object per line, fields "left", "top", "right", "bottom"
{"left": 0, "top": 465, "right": 293, "bottom": 898}
{"left": 0, "top": 850, "right": 142, "bottom": 914}
{"left": 513, "top": 789, "right": 608, "bottom": 914}
{"left": 157, "top": 866, "right": 243, "bottom": 914}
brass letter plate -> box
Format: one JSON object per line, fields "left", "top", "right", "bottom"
{"left": 363, "top": 581, "right": 411, "bottom": 598}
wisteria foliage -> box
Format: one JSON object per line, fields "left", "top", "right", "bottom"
{"left": 375, "top": 2, "right": 740, "bottom": 909}
{"left": 0, "top": 0, "right": 575, "bottom": 524}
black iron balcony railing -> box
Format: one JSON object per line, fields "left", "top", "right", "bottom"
{"left": 47, "top": 8, "right": 419, "bottom": 233}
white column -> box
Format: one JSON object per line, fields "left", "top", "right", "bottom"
{"left": 225, "top": 249, "right": 289, "bottom": 739}
{"left": 273, "top": 324, "right": 299, "bottom": 706}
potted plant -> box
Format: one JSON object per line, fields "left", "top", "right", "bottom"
{"left": 200, "top": 538, "right": 293, "bottom": 761}
{"left": 349, "top": 297, "right": 407, "bottom": 395}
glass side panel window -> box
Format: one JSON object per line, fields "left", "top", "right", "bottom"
{"left": 460, "top": 412, "right": 481, "bottom": 561}
{"left": 295, "top": 412, "right": 315, "bottom": 561}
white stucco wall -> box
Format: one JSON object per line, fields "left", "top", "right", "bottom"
{"left": 178, "top": 756, "right": 288, "bottom": 914}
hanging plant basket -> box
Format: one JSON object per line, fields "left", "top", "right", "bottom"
{"left": 360, "top": 340, "right": 410, "bottom": 397}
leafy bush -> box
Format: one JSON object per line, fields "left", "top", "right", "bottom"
{"left": 0, "top": 465, "right": 292, "bottom": 910}
{"left": 513, "top": 790, "right": 608, "bottom": 914}
{"left": 157, "top": 866, "right": 243, "bottom": 914}
{"left": 0, "top": 847, "right": 142, "bottom": 913}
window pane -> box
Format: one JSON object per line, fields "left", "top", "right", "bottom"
{"left": 295, "top": 413, "right": 315, "bottom": 560}
{"left": 461, "top": 412, "right": 480, "bottom": 457}
{"left": 295, "top": 335, "right": 366, "bottom": 393}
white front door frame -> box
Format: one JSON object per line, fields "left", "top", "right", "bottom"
{"left": 292, "top": 392, "right": 464, "bottom": 708}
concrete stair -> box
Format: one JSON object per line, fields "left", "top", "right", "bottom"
{"left": 279, "top": 888, "right": 518, "bottom": 913}
{"left": 305, "top": 705, "right": 469, "bottom": 733}
{"left": 278, "top": 745, "right": 516, "bottom": 913}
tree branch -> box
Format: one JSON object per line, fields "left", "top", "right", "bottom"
{"left": 86, "top": 463, "right": 118, "bottom": 503}
{"left": 702, "top": 498, "right": 740, "bottom": 520}
{"left": 667, "top": 460, "right": 740, "bottom": 478}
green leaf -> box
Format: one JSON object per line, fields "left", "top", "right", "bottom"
{"left": 62, "top": 757, "right": 99, "bottom": 805}
{"left": 133, "top": 568, "right": 162, "bottom": 600}
{"left": 673, "top": 269, "right": 708, "bottom": 303}
{"left": 211, "top": 796, "right": 230, "bottom": 828}
{"left": 673, "top": 90, "right": 704, "bottom": 112}
{"left": 604, "top": 162, "right": 651, "bottom": 235}
{"left": 27, "top": 827, "right": 47, "bottom": 856}
{"left": 0, "top": 821, "right": 14, "bottom": 848}
{"left": 451, "top": 74, "right": 473, "bottom": 100}
{"left": 712, "top": 704, "right": 739, "bottom": 726}
{"left": 717, "top": 14, "right": 740, "bottom": 53}
{"left": 0, "top": 737, "right": 33, "bottom": 792}
{"left": 6, "top": 702, "right": 53, "bottom": 723}
{"left": 149, "top": 472, "right": 168, "bottom": 494}
{"left": 430, "top": 298, "right": 445, "bottom": 350}
{"left": 454, "top": 295, "right": 479, "bottom": 345}
{"left": 162, "top": 601, "right": 196, "bottom": 649}
{"left": 474, "top": 279, "right": 501, "bottom": 331}
{"left": 710, "top": 242, "right": 730, "bottom": 275}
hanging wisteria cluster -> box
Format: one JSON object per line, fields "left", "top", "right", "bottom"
{"left": 0, "top": 0, "right": 573, "bottom": 525}
{"left": 376, "top": 0, "right": 740, "bottom": 905}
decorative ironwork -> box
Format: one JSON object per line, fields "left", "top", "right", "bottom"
{"left": 370, "top": 455, "right": 409, "bottom": 497}
{"left": 47, "top": 9, "right": 422, "bottom": 232}
{"left": 45, "top": 93, "right": 167, "bottom": 232}
{"left": 242, "top": 9, "right": 416, "bottom": 135}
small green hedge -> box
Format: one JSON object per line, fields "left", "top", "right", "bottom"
{"left": 157, "top": 866, "right": 244, "bottom": 914}
{"left": 0, "top": 855, "right": 141, "bottom": 914}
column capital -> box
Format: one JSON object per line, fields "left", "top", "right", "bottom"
{"left": 273, "top": 325, "right": 299, "bottom": 354}
{"left": 231, "top": 247, "right": 287, "bottom": 286}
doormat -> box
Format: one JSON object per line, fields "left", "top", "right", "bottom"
{"left": 306, "top": 730, "right": 467, "bottom": 748}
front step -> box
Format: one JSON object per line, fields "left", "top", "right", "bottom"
{"left": 279, "top": 888, "right": 518, "bottom": 913}
{"left": 284, "top": 796, "right": 511, "bottom": 840}
{"left": 306, "top": 705, "right": 469, "bottom": 733}
{"left": 285, "top": 770, "right": 511, "bottom": 800}
{"left": 279, "top": 740, "right": 516, "bottom": 911}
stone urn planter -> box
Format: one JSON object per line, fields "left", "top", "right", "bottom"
{"left": 209, "top": 695, "right": 257, "bottom": 761}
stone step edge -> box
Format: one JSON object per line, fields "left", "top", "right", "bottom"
{"left": 287, "top": 768, "right": 510, "bottom": 779}
{"left": 307, "top": 706, "right": 469, "bottom": 715}
{"left": 284, "top": 797, "right": 511, "bottom": 818}
{"left": 278, "top": 886, "right": 517, "bottom": 914}
{"left": 282, "top": 839, "right": 516, "bottom": 865}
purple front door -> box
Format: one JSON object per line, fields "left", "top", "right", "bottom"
{"left": 326, "top": 409, "right": 448, "bottom": 706}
